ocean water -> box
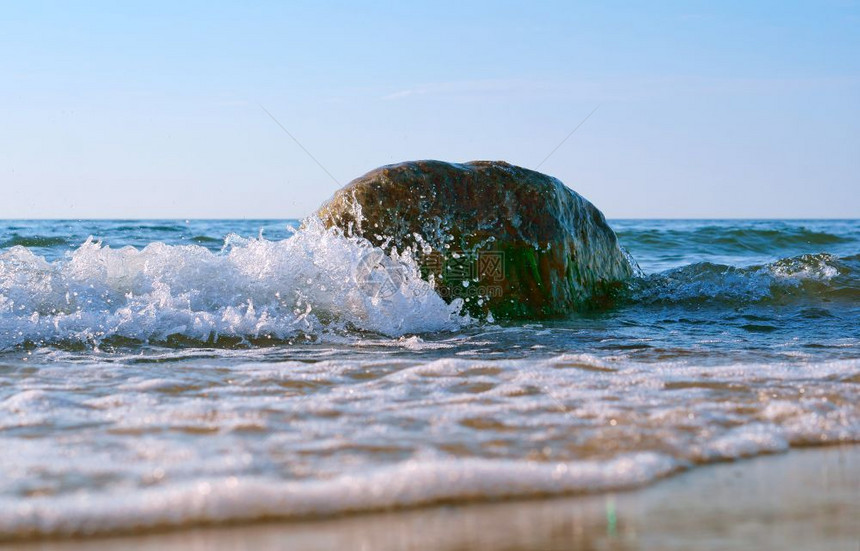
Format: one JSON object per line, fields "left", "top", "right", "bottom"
{"left": 0, "top": 218, "right": 858, "bottom": 539}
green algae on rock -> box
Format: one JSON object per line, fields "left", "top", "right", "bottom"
{"left": 315, "top": 160, "right": 634, "bottom": 319}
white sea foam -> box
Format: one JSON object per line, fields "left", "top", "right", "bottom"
{"left": 0, "top": 219, "right": 466, "bottom": 348}
{"left": 0, "top": 453, "right": 678, "bottom": 538}
{"left": 0, "top": 353, "right": 857, "bottom": 539}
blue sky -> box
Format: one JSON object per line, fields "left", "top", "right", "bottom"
{"left": 2, "top": 1, "right": 858, "bottom": 218}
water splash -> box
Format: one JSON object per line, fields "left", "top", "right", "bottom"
{"left": 0, "top": 219, "right": 466, "bottom": 349}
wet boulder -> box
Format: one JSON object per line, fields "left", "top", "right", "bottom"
{"left": 315, "top": 160, "right": 633, "bottom": 319}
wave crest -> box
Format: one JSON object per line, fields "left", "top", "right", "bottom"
{"left": 0, "top": 219, "right": 467, "bottom": 349}
{"left": 631, "top": 252, "right": 859, "bottom": 306}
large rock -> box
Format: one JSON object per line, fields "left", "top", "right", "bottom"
{"left": 315, "top": 160, "right": 633, "bottom": 319}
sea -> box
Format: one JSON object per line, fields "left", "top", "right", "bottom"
{"left": 0, "top": 218, "right": 857, "bottom": 539}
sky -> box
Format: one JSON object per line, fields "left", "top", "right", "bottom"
{"left": 1, "top": 0, "right": 858, "bottom": 219}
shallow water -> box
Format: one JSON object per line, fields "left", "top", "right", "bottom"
{"left": 0, "top": 218, "right": 858, "bottom": 538}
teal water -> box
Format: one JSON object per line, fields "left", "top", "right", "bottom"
{"left": 0, "top": 219, "right": 857, "bottom": 539}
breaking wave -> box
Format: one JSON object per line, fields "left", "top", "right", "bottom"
{"left": 630, "top": 253, "right": 860, "bottom": 306}
{"left": 0, "top": 219, "right": 466, "bottom": 349}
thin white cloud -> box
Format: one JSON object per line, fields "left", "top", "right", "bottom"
{"left": 381, "top": 75, "right": 860, "bottom": 103}
{"left": 381, "top": 79, "right": 553, "bottom": 101}
{"left": 211, "top": 99, "right": 249, "bottom": 107}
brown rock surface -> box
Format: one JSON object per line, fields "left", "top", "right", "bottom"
{"left": 315, "top": 160, "right": 633, "bottom": 318}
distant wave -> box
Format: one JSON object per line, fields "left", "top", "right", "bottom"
{"left": 617, "top": 225, "right": 855, "bottom": 254}
{"left": 630, "top": 252, "right": 859, "bottom": 306}
{"left": 113, "top": 224, "right": 185, "bottom": 232}
{"left": 190, "top": 235, "right": 224, "bottom": 244}
{"left": 0, "top": 234, "right": 69, "bottom": 249}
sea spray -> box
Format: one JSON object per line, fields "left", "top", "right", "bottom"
{"left": 0, "top": 219, "right": 466, "bottom": 349}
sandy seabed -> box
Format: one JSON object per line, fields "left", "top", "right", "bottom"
{"left": 6, "top": 445, "right": 858, "bottom": 551}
